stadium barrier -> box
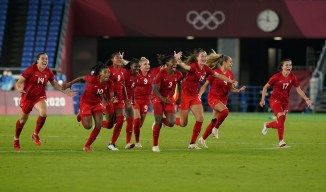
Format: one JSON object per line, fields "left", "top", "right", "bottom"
{"left": 0, "top": 90, "right": 74, "bottom": 115}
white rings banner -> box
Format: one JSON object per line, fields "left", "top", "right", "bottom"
{"left": 186, "top": 10, "right": 225, "bottom": 30}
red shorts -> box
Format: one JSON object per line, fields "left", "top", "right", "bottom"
{"left": 153, "top": 102, "right": 175, "bottom": 115}
{"left": 80, "top": 101, "right": 104, "bottom": 118}
{"left": 270, "top": 99, "right": 288, "bottom": 115}
{"left": 20, "top": 97, "right": 46, "bottom": 114}
{"left": 134, "top": 99, "right": 150, "bottom": 114}
{"left": 208, "top": 97, "right": 227, "bottom": 109}
{"left": 179, "top": 93, "right": 202, "bottom": 110}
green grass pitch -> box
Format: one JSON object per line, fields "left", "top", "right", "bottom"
{"left": 0, "top": 113, "right": 325, "bottom": 192}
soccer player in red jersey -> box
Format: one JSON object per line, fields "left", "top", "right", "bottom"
{"left": 104, "top": 52, "right": 130, "bottom": 151}
{"left": 151, "top": 54, "right": 183, "bottom": 152}
{"left": 133, "top": 57, "right": 161, "bottom": 148}
{"left": 260, "top": 59, "right": 312, "bottom": 147}
{"left": 13, "top": 52, "right": 77, "bottom": 151}
{"left": 174, "top": 49, "right": 237, "bottom": 149}
{"left": 123, "top": 59, "right": 140, "bottom": 149}
{"left": 64, "top": 62, "right": 115, "bottom": 151}
{"left": 197, "top": 54, "right": 246, "bottom": 148}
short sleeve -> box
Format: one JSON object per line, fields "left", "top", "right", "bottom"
{"left": 292, "top": 74, "right": 300, "bottom": 87}
{"left": 22, "top": 66, "right": 33, "bottom": 79}
{"left": 267, "top": 74, "right": 278, "bottom": 86}
{"left": 153, "top": 71, "right": 163, "bottom": 86}
{"left": 205, "top": 66, "right": 215, "bottom": 76}
{"left": 207, "top": 75, "right": 214, "bottom": 83}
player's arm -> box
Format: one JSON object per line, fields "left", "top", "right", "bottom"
{"left": 295, "top": 86, "right": 313, "bottom": 108}
{"left": 199, "top": 80, "right": 209, "bottom": 97}
{"left": 212, "top": 72, "right": 238, "bottom": 86}
{"left": 260, "top": 83, "right": 270, "bottom": 107}
{"left": 123, "top": 82, "right": 130, "bottom": 106}
{"left": 62, "top": 76, "right": 85, "bottom": 89}
{"left": 153, "top": 84, "right": 170, "bottom": 103}
{"left": 15, "top": 76, "right": 26, "bottom": 93}
{"left": 230, "top": 85, "right": 246, "bottom": 93}
{"left": 50, "top": 80, "right": 78, "bottom": 97}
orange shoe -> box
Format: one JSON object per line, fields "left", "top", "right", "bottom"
{"left": 14, "top": 140, "right": 21, "bottom": 151}
{"left": 83, "top": 145, "right": 93, "bottom": 152}
{"left": 32, "top": 134, "right": 41, "bottom": 146}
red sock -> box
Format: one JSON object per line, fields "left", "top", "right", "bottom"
{"left": 126, "top": 117, "right": 133, "bottom": 143}
{"left": 133, "top": 118, "right": 141, "bottom": 143}
{"left": 190, "top": 121, "right": 203, "bottom": 143}
{"left": 85, "top": 126, "right": 101, "bottom": 146}
{"left": 153, "top": 124, "right": 161, "bottom": 146}
{"left": 110, "top": 115, "right": 124, "bottom": 145}
{"left": 175, "top": 117, "right": 180, "bottom": 126}
{"left": 267, "top": 121, "right": 278, "bottom": 129}
{"left": 277, "top": 115, "right": 286, "bottom": 141}
{"left": 15, "top": 120, "right": 25, "bottom": 139}
{"left": 34, "top": 116, "right": 47, "bottom": 135}
{"left": 214, "top": 109, "right": 229, "bottom": 129}
{"left": 202, "top": 118, "right": 216, "bottom": 140}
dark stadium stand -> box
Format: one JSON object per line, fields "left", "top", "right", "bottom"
{"left": 0, "top": 0, "right": 8, "bottom": 57}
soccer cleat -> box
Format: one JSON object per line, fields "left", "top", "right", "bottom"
{"left": 197, "top": 137, "right": 208, "bottom": 148}
{"left": 83, "top": 145, "right": 93, "bottom": 152}
{"left": 14, "top": 140, "right": 21, "bottom": 151}
{"left": 76, "top": 114, "right": 81, "bottom": 122}
{"left": 135, "top": 143, "right": 142, "bottom": 148}
{"left": 262, "top": 122, "right": 268, "bottom": 135}
{"left": 212, "top": 128, "right": 219, "bottom": 140}
{"left": 152, "top": 146, "right": 160, "bottom": 152}
{"left": 279, "top": 140, "right": 286, "bottom": 148}
{"left": 108, "top": 144, "right": 119, "bottom": 151}
{"left": 125, "top": 143, "right": 135, "bottom": 149}
{"left": 32, "top": 134, "right": 41, "bottom": 146}
{"left": 188, "top": 143, "right": 201, "bottom": 150}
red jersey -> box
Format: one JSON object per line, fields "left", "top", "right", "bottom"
{"left": 152, "top": 68, "right": 183, "bottom": 102}
{"left": 207, "top": 68, "right": 234, "bottom": 102}
{"left": 21, "top": 64, "right": 54, "bottom": 102}
{"left": 268, "top": 72, "right": 300, "bottom": 104}
{"left": 135, "top": 67, "right": 161, "bottom": 100}
{"left": 182, "top": 62, "right": 214, "bottom": 96}
{"left": 124, "top": 70, "right": 138, "bottom": 100}
{"left": 109, "top": 66, "right": 126, "bottom": 100}
{"left": 81, "top": 75, "right": 114, "bottom": 105}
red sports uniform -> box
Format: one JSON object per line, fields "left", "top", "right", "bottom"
{"left": 268, "top": 72, "right": 300, "bottom": 114}
{"left": 124, "top": 70, "right": 138, "bottom": 103}
{"left": 134, "top": 67, "right": 160, "bottom": 114}
{"left": 152, "top": 68, "right": 183, "bottom": 114}
{"left": 108, "top": 65, "right": 126, "bottom": 109}
{"left": 179, "top": 62, "right": 214, "bottom": 110}
{"left": 19, "top": 64, "right": 54, "bottom": 114}
{"left": 207, "top": 68, "right": 234, "bottom": 107}
{"left": 80, "top": 75, "right": 114, "bottom": 118}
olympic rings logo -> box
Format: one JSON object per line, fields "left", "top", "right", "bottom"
{"left": 186, "top": 10, "right": 225, "bottom": 30}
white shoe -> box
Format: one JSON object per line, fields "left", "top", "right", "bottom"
{"left": 152, "top": 146, "right": 160, "bottom": 152}
{"left": 135, "top": 143, "right": 142, "bottom": 148}
{"left": 125, "top": 143, "right": 135, "bottom": 149}
{"left": 197, "top": 137, "right": 208, "bottom": 148}
{"left": 188, "top": 143, "right": 201, "bottom": 150}
{"left": 279, "top": 140, "right": 286, "bottom": 148}
{"left": 262, "top": 122, "right": 268, "bottom": 135}
{"left": 108, "top": 144, "right": 119, "bottom": 151}
{"left": 212, "top": 128, "right": 219, "bottom": 139}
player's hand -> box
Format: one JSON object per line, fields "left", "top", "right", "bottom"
{"left": 111, "top": 97, "right": 118, "bottom": 103}
{"left": 62, "top": 82, "right": 71, "bottom": 90}
{"left": 163, "top": 97, "right": 170, "bottom": 104}
{"left": 16, "top": 87, "right": 26, "bottom": 94}
{"left": 65, "top": 89, "right": 78, "bottom": 97}
{"left": 239, "top": 86, "right": 246, "bottom": 93}
{"left": 259, "top": 100, "right": 265, "bottom": 107}
{"left": 305, "top": 99, "right": 313, "bottom": 108}
{"left": 231, "top": 80, "right": 238, "bottom": 87}
{"left": 174, "top": 51, "right": 183, "bottom": 64}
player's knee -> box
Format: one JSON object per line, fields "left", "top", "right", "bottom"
{"left": 84, "top": 125, "right": 92, "bottom": 130}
